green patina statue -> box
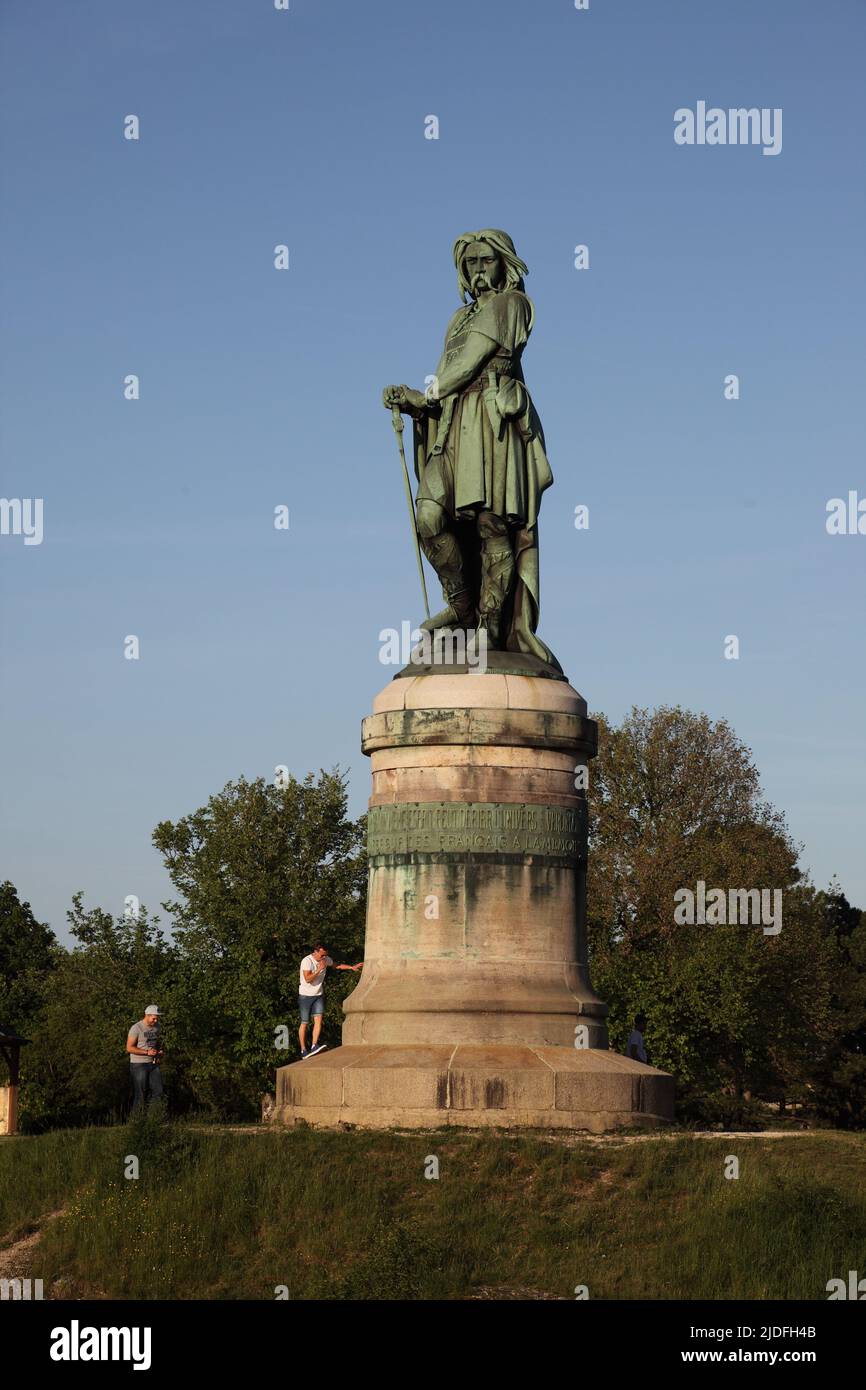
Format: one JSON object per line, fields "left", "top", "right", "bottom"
{"left": 383, "top": 229, "right": 560, "bottom": 672}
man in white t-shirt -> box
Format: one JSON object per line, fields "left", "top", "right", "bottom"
{"left": 626, "top": 1013, "right": 648, "bottom": 1064}
{"left": 298, "top": 942, "right": 363, "bottom": 1059}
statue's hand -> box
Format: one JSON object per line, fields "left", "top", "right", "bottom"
{"left": 382, "top": 384, "right": 426, "bottom": 416}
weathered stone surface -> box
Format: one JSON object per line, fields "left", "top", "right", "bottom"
{"left": 448, "top": 1046, "right": 554, "bottom": 1111}
{"left": 361, "top": 707, "right": 597, "bottom": 756}
{"left": 369, "top": 742, "right": 583, "bottom": 810}
{"left": 366, "top": 801, "right": 584, "bottom": 860}
{"left": 403, "top": 672, "right": 509, "bottom": 710}
{"left": 370, "top": 763, "right": 579, "bottom": 807}
{"left": 275, "top": 1045, "right": 674, "bottom": 1130}
{"left": 343, "top": 857, "right": 607, "bottom": 1047}
{"left": 504, "top": 675, "right": 585, "bottom": 715}
{"left": 343, "top": 1047, "right": 452, "bottom": 1111}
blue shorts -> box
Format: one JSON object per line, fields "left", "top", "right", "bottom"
{"left": 298, "top": 993, "right": 324, "bottom": 1023}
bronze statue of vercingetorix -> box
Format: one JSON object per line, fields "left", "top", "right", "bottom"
{"left": 383, "top": 229, "right": 561, "bottom": 672}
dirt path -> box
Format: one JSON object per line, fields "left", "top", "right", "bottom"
{"left": 0, "top": 1209, "right": 63, "bottom": 1288}
{"left": 190, "top": 1123, "right": 824, "bottom": 1143}
{"left": 0, "top": 1210, "right": 109, "bottom": 1300}
{"left": 531, "top": 1128, "right": 820, "bottom": 1146}
{"left": 0, "top": 1226, "right": 44, "bottom": 1279}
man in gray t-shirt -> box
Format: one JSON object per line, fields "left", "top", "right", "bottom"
{"left": 126, "top": 1005, "right": 165, "bottom": 1113}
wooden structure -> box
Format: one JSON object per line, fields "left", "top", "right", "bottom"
{"left": 0, "top": 1026, "right": 31, "bottom": 1136}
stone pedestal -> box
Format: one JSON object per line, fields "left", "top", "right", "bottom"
{"left": 275, "top": 655, "right": 674, "bottom": 1130}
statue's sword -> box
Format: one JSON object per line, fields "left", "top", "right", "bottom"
{"left": 391, "top": 405, "right": 431, "bottom": 621}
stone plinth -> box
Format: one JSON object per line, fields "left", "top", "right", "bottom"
{"left": 275, "top": 1044, "right": 673, "bottom": 1132}
{"left": 274, "top": 656, "right": 674, "bottom": 1130}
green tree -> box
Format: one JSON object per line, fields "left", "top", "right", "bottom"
{"left": 0, "top": 880, "right": 57, "bottom": 1032}
{"left": 20, "top": 897, "right": 177, "bottom": 1131}
{"left": 152, "top": 770, "right": 366, "bottom": 1117}
{"left": 810, "top": 884, "right": 866, "bottom": 1128}
{"left": 585, "top": 707, "right": 837, "bottom": 1111}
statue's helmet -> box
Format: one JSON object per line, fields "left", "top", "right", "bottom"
{"left": 453, "top": 229, "right": 529, "bottom": 301}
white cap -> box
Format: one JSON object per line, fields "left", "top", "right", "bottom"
{"left": 144, "top": 1004, "right": 160, "bottom": 1015}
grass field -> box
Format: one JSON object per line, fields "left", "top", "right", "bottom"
{"left": 1, "top": 1122, "right": 864, "bottom": 1300}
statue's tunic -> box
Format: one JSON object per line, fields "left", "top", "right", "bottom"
{"left": 413, "top": 288, "right": 560, "bottom": 670}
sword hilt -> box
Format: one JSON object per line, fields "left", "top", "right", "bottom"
{"left": 391, "top": 404, "right": 405, "bottom": 435}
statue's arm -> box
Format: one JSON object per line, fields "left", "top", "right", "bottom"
{"left": 381, "top": 330, "right": 497, "bottom": 416}
{"left": 429, "top": 332, "right": 498, "bottom": 400}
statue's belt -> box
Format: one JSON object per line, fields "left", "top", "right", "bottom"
{"left": 430, "top": 367, "right": 530, "bottom": 456}
{"left": 460, "top": 362, "right": 519, "bottom": 391}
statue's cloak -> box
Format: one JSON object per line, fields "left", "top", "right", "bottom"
{"left": 412, "top": 288, "right": 561, "bottom": 671}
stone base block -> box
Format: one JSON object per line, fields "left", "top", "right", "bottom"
{"left": 274, "top": 1045, "right": 674, "bottom": 1133}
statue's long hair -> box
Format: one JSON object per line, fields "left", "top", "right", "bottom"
{"left": 453, "top": 229, "right": 530, "bottom": 304}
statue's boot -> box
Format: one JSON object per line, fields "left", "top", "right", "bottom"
{"left": 419, "top": 529, "right": 476, "bottom": 632}
{"left": 421, "top": 595, "right": 474, "bottom": 633}
{"left": 478, "top": 534, "right": 515, "bottom": 650}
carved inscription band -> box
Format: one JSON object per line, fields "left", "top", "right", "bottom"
{"left": 367, "top": 801, "right": 587, "bottom": 862}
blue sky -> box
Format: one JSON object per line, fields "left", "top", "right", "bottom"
{"left": 2, "top": 0, "right": 864, "bottom": 942}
